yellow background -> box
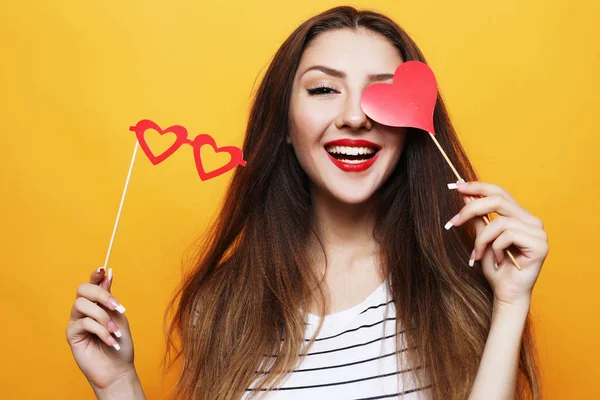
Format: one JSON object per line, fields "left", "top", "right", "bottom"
{"left": 1, "top": 0, "right": 598, "bottom": 398}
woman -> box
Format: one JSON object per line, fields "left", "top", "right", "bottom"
{"left": 66, "top": 6, "right": 548, "bottom": 400}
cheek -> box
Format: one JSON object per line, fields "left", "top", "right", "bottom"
{"left": 384, "top": 128, "right": 408, "bottom": 151}
{"left": 380, "top": 129, "right": 408, "bottom": 169}
{"left": 290, "top": 99, "right": 332, "bottom": 145}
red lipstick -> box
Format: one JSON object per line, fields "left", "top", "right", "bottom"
{"left": 324, "top": 138, "right": 381, "bottom": 173}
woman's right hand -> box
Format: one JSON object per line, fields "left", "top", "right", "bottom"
{"left": 66, "top": 267, "right": 137, "bottom": 393}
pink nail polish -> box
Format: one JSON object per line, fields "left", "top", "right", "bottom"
{"left": 108, "top": 320, "right": 118, "bottom": 332}
{"left": 108, "top": 320, "right": 122, "bottom": 338}
{"left": 444, "top": 213, "right": 460, "bottom": 230}
{"left": 468, "top": 249, "right": 476, "bottom": 267}
{"left": 108, "top": 297, "right": 126, "bottom": 314}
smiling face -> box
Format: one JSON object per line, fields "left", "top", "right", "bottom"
{"left": 288, "top": 28, "right": 408, "bottom": 205}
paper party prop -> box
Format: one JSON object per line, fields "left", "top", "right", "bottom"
{"left": 360, "top": 61, "right": 522, "bottom": 271}
{"left": 130, "top": 119, "right": 189, "bottom": 165}
{"left": 129, "top": 119, "right": 247, "bottom": 178}
{"left": 361, "top": 61, "right": 437, "bottom": 133}
{"left": 188, "top": 134, "right": 247, "bottom": 181}
{"left": 100, "top": 119, "right": 246, "bottom": 270}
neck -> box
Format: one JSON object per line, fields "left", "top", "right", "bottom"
{"left": 307, "top": 184, "right": 382, "bottom": 278}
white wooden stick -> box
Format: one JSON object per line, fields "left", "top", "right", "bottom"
{"left": 428, "top": 132, "right": 522, "bottom": 271}
{"left": 102, "top": 140, "right": 139, "bottom": 269}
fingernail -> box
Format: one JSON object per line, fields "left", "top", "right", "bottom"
{"left": 108, "top": 335, "right": 120, "bottom": 350}
{"left": 444, "top": 214, "right": 460, "bottom": 230}
{"left": 457, "top": 181, "right": 468, "bottom": 188}
{"left": 108, "top": 320, "right": 122, "bottom": 338}
{"left": 108, "top": 268, "right": 113, "bottom": 282}
{"left": 494, "top": 262, "right": 499, "bottom": 269}
{"left": 96, "top": 267, "right": 105, "bottom": 274}
{"left": 108, "top": 297, "right": 126, "bottom": 314}
{"left": 469, "top": 249, "right": 476, "bottom": 267}
{"left": 447, "top": 183, "right": 458, "bottom": 189}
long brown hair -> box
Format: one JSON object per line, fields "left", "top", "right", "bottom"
{"left": 162, "top": 6, "right": 542, "bottom": 400}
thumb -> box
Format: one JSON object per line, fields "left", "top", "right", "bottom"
{"left": 99, "top": 267, "right": 113, "bottom": 293}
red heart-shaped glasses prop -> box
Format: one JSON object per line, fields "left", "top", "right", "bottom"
{"left": 130, "top": 119, "right": 188, "bottom": 165}
{"left": 360, "top": 61, "right": 438, "bottom": 134}
{"left": 190, "top": 134, "right": 247, "bottom": 181}
{"left": 101, "top": 120, "right": 247, "bottom": 271}
{"left": 129, "top": 119, "right": 246, "bottom": 181}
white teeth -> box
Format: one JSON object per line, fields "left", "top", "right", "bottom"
{"left": 325, "top": 145, "right": 377, "bottom": 155}
{"left": 338, "top": 159, "right": 367, "bottom": 164}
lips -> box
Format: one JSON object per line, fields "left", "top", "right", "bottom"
{"left": 323, "top": 138, "right": 381, "bottom": 172}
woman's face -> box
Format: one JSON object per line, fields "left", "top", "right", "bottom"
{"left": 288, "top": 28, "right": 407, "bottom": 205}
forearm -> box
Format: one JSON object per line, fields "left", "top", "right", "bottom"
{"left": 467, "top": 298, "right": 530, "bottom": 400}
{"left": 94, "top": 370, "right": 146, "bottom": 400}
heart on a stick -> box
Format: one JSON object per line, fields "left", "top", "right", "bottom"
{"left": 360, "top": 61, "right": 438, "bottom": 134}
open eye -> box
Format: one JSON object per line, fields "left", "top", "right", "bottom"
{"left": 307, "top": 84, "right": 339, "bottom": 96}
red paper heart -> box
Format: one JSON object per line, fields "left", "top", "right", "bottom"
{"left": 129, "top": 119, "right": 188, "bottom": 164}
{"left": 190, "top": 134, "right": 247, "bottom": 181}
{"left": 360, "top": 61, "right": 438, "bottom": 134}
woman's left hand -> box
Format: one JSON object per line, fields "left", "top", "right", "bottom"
{"left": 445, "top": 180, "right": 549, "bottom": 308}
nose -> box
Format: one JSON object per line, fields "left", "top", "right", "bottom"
{"left": 335, "top": 92, "right": 373, "bottom": 131}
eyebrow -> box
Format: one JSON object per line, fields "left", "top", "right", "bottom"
{"left": 300, "top": 65, "right": 394, "bottom": 81}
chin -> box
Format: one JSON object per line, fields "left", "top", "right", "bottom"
{"left": 318, "top": 182, "right": 380, "bottom": 206}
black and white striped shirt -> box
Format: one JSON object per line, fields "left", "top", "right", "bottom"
{"left": 244, "top": 280, "right": 433, "bottom": 399}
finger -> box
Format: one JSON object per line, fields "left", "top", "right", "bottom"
{"left": 450, "top": 181, "right": 545, "bottom": 230}
{"left": 453, "top": 180, "right": 519, "bottom": 204}
{"left": 461, "top": 193, "right": 487, "bottom": 236}
{"left": 462, "top": 193, "right": 489, "bottom": 267}
{"left": 444, "top": 192, "right": 487, "bottom": 233}
{"left": 471, "top": 216, "right": 547, "bottom": 263}
{"left": 76, "top": 283, "right": 126, "bottom": 314}
{"left": 107, "top": 268, "right": 113, "bottom": 292}
{"left": 70, "top": 297, "right": 123, "bottom": 338}
{"left": 99, "top": 268, "right": 113, "bottom": 293}
{"left": 76, "top": 317, "right": 121, "bottom": 351}
{"left": 446, "top": 194, "right": 539, "bottom": 229}
{"left": 491, "top": 228, "right": 548, "bottom": 264}
{"left": 90, "top": 267, "right": 106, "bottom": 285}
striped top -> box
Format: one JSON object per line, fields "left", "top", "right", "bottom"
{"left": 243, "top": 280, "right": 433, "bottom": 399}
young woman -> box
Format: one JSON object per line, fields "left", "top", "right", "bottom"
{"left": 66, "top": 6, "right": 548, "bottom": 400}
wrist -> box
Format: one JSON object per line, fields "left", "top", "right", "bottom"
{"left": 492, "top": 296, "right": 531, "bottom": 320}
{"left": 494, "top": 294, "right": 531, "bottom": 309}
{"left": 93, "top": 369, "right": 145, "bottom": 400}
